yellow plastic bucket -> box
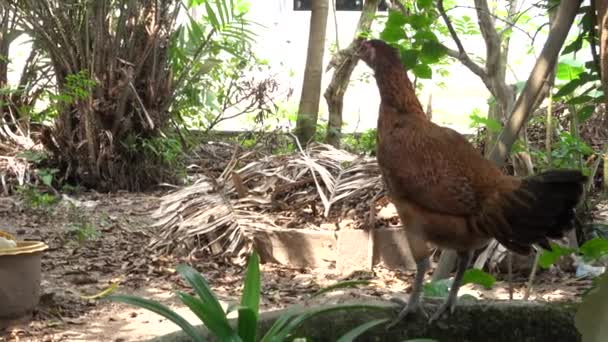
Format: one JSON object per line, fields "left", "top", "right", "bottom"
{"left": 0, "top": 239, "right": 49, "bottom": 321}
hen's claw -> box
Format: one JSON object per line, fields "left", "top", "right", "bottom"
{"left": 428, "top": 300, "right": 456, "bottom": 323}
{"left": 386, "top": 297, "right": 428, "bottom": 330}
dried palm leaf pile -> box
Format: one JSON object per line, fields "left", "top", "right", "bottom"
{"left": 150, "top": 143, "right": 386, "bottom": 259}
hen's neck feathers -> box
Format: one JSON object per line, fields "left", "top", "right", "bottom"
{"left": 374, "top": 61, "right": 426, "bottom": 117}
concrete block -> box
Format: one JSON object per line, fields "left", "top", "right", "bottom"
{"left": 373, "top": 228, "right": 416, "bottom": 271}
{"left": 253, "top": 228, "right": 336, "bottom": 268}
{"left": 336, "top": 229, "right": 373, "bottom": 274}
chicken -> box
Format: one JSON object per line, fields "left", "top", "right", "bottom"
{"left": 356, "top": 38, "right": 586, "bottom": 325}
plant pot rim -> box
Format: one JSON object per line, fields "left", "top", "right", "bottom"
{"left": 0, "top": 241, "right": 48, "bottom": 256}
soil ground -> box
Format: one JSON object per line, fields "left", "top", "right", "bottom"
{"left": 0, "top": 191, "right": 597, "bottom": 342}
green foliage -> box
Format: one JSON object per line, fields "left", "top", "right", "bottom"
{"left": 170, "top": 0, "right": 269, "bottom": 132}
{"left": 107, "top": 251, "right": 389, "bottom": 341}
{"left": 123, "top": 134, "right": 183, "bottom": 166}
{"left": 67, "top": 221, "right": 101, "bottom": 243}
{"left": 539, "top": 238, "right": 608, "bottom": 269}
{"left": 16, "top": 185, "right": 58, "bottom": 210}
{"left": 48, "top": 70, "right": 97, "bottom": 105}
{"left": 538, "top": 243, "right": 577, "bottom": 269}
{"left": 423, "top": 268, "right": 496, "bottom": 299}
{"left": 579, "top": 238, "right": 608, "bottom": 263}
{"left": 554, "top": 7, "right": 605, "bottom": 113}
{"left": 342, "top": 129, "right": 377, "bottom": 155}
{"left": 462, "top": 269, "right": 496, "bottom": 289}
{"left": 423, "top": 278, "right": 451, "bottom": 298}
{"left": 530, "top": 131, "right": 593, "bottom": 173}
{"left": 377, "top": 5, "right": 447, "bottom": 80}
{"left": 469, "top": 109, "right": 502, "bottom": 133}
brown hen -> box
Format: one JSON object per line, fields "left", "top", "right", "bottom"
{"left": 356, "top": 38, "right": 586, "bottom": 325}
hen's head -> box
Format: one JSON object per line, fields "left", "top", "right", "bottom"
{"left": 356, "top": 38, "right": 401, "bottom": 70}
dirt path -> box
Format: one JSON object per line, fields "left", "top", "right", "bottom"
{"left": 0, "top": 191, "right": 595, "bottom": 341}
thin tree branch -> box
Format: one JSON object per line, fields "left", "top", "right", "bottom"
{"left": 437, "top": 0, "right": 489, "bottom": 86}
{"left": 488, "top": 0, "right": 583, "bottom": 166}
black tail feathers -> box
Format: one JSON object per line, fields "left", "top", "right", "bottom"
{"left": 496, "top": 169, "right": 587, "bottom": 254}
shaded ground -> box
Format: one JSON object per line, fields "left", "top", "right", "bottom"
{"left": 0, "top": 191, "right": 596, "bottom": 342}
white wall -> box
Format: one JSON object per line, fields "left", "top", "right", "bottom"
{"left": 5, "top": 1, "right": 580, "bottom": 135}
{"left": 236, "top": 0, "right": 573, "bottom": 134}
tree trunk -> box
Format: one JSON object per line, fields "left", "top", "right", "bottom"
{"left": 324, "top": 0, "right": 379, "bottom": 147}
{"left": 597, "top": 0, "right": 608, "bottom": 97}
{"left": 295, "top": 0, "right": 329, "bottom": 145}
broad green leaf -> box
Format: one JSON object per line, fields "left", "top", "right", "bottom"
{"left": 554, "top": 78, "right": 585, "bottom": 98}
{"left": 380, "top": 25, "right": 406, "bottom": 43}
{"left": 462, "top": 269, "right": 496, "bottom": 289}
{"left": 409, "top": 14, "right": 430, "bottom": 30}
{"left": 575, "top": 272, "right": 608, "bottom": 341}
{"left": 562, "top": 35, "right": 583, "bottom": 55}
{"left": 310, "top": 280, "right": 371, "bottom": 298}
{"left": 538, "top": 243, "right": 576, "bottom": 269}
{"left": 566, "top": 95, "right": 593, "bottom": 105}
{"left": 400, "top": 48, "right": 418, "bottom": 69}
{"left": 412, "top": 64, "right": 432, "bottom": 79}
{"left": 386, "top": 9, "right": 408, "bottom": 26}
{"left": 423, "top": 279, "right": 451, "bottom": 298}
{"left": 413, "top": 30, "right": 439, "bottom": 43}
{"left": 335, "top": 318, "right": 389, "bottom": 342}
{"left": 416, "top": 0, "right": 433, "bottom": 9}
{"left": 420, "top": 41, "right": 447, "bottom": 63}
{"left": 177, "top": 292, "right": 240, "bottom": 341}
{"left": 577, "top": 105, "right": 596, "bottom": 122}
{"left": 106, "top": 295, "right": 204, "bottom": 342}
{"left": 556, "top": 59, "right": 585, "bottom": 81}
{"left": 579, "top": 238, "right": 608, "bottom": 262}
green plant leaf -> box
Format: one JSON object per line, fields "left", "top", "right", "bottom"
{"left": 538, "top": 243, "right": 576, "bottom": 269}
{"left": 310, "top": 280, "right": 371, "bottom": 299}
{"left": 238, "top": 251, "right": 260, "bottom": 340}
{"left": 177, "top": 292, "right": 240, "bottom": 341}
{"left": 380, "top": 25, "right": 406, "bottom": 43}
{"left": 387, "top": 9, "right": 408, "bottom": 26}
{"left": 400, "top": 48, "right": 418, "bottom": 69}
{"left": 409, "top": 14, "right": 430, "bottom": 30}
{"left": 420, "top": 41, "right": 447, "bottom": 63}
{"left": 562, "top": 35, "right": 583, "bottom": 55}
{"left": 554, "top": 78, "right": 585, "bottom": 98}
{"left": 577, "top": 105, "right": 595, "bottom": 122}
{"left": 423, "top": 279, "right": 451, "bottom": 298}
{"left": 271, "top": 304, "right": 389, "bottom": 341}
{"left": 237, "top": 307, "right": 257, "bottom": 342}
{"left": 176, "top": 264, "right": 229, "bottom": 327}
{"left": 106, "top": 295, "right": 204, "bottom": 342}
{"left": 556, "top": 59, "right": 585, "bottom": 81}
{"left": 579, "top": 238, "right": 608, "bottom": 262}
{"left": 416, "top": 0, "right": 433, "bottom": 9}
{"left": 412, "top": 64, "right": 432, "bottom": 79}
{"left": 261, "top": 304, "right": 303, "bottom": 342}
{"left": 335, "top": 318, "right": 389, "bottom": 342}
{"left": 462, "top": 269, "right": 496, "bottom": 289}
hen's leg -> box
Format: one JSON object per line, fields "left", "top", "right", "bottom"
{"left": 388, "top": 256, "right": 430, "bottom": 328}
{"left": 428, "top": 250, "right": 473, "bottom": 322}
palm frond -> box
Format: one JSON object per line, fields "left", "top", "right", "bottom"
{"left": 150, "top": 143, "right": 385, "bottom": 258}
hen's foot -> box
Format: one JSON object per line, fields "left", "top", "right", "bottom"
{"left": 428, "top": 300, "right": 457, "bottom": 323}
{"left": 386, "top": 297, "right": 428, "bottom": 330}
